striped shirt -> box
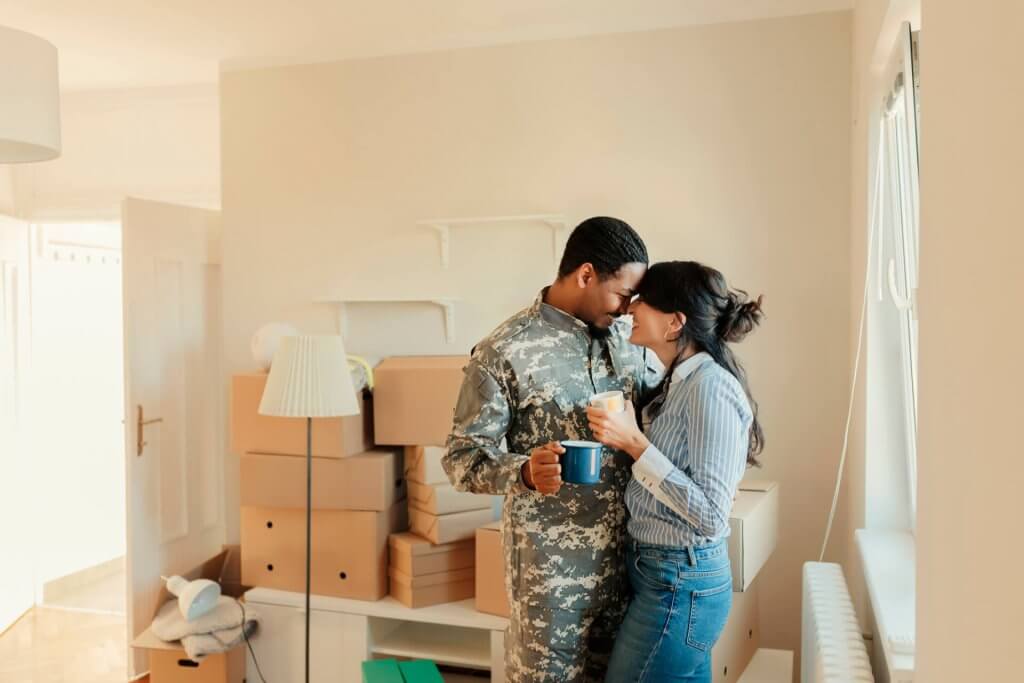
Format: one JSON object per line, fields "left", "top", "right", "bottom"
{"left": 627, "top": 351, "right": 752, "bottom": 548}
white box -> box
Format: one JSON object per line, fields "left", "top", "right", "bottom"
{"left": 408, "top": 479, "right": 494, "bottom": 515}
{"left": 728, "top": 480, "right": 779, "bottom": 592}
{"left": 404, "top": 446, "right": 450, "bottom": 485}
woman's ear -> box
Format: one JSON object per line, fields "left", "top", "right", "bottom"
{"left": 670, "top": 312, "right": 686, "bottom": 337}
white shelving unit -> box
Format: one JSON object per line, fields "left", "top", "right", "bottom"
{"left": 314, "top": 295, "right": 460, "bottom": 343}
{"left": 417, "top": 214, "right": 568, "bottom": 268}
{"left": 244, "top": 588, "right": 508, "bottom": 682}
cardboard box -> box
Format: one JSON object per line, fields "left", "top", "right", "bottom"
{"left": 711, "top": 579, "right": 761, "bottom": 683}
{"left": 373, "top": 356, "right": 468, "bottom": 446}
{"left": 729, "top": 481, "right": 779, "bottom": 592}
{"left": 389, "top": 532, "right": 475, "bottom": 576}
{"left": 241, "top": 449, "right": 405, "bottom": 512}
{"left": 475, "top": 521, "right": 510, "bottom": 618}
{"left": 407, "top": 479, "right": 494, "bottom": 515}
{"left": 389, "top": 566, "right": 475, "bottom": 608}
{"left": 409, "top": 506, "right": 497, "bottom": 545}
{"left": 231, "top": 373, "right": 373, "bottom": 457}
{"left": 241, "top": 502, "right": 407, "bottom": 600}
{"left": 131, "top": 550, "right": 246, "bottom": 683}
{"left": 404, "top": 446, "right": 450, "bottom": 485}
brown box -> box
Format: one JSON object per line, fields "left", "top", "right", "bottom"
{"left": 409, "top": 506, "right": 497, "bottom": 545}
{"left": 408, "top": 479, "right": 494, "bottom": 515}
{"left": 389, "top": 567, "right": 475, "bottom": 609}
{"left": 475, "top": 521, "right": 510, "bottom": 618}
{"left": 131, "top": 550, "right": 245, "bottom": 683}
{"left": 231, "top": 373, "right": 373, "bottom": 457}
{"left": 240, "top": 502, "right": 407, "bottom": 601}
{"left": 373, "top": 356, "right": 468, "bottom": 446}
{"left": 404, "top": 445, "right": 450, "bottom": 485}
{"left": 147, "top": 648, "right": 246, "bottom": 683}
{"left": 241, "top": 450, "right": 405, "bottom": 511}
{"left": 711, "top": 578, "right": 760, "bottom": 683}
{"left": 389, "top": 532, "right": 475, "bottom": 577}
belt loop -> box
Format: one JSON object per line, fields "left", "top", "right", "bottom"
{"left": 686, "top": 545, "right": 697, "bottom": 567}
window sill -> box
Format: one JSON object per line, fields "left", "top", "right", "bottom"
{"left": 855, "top": 529, "right": 916, "bottom": 683}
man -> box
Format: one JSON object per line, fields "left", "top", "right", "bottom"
{"left": 444, "top": 216, "right": 657, "bottom": 682}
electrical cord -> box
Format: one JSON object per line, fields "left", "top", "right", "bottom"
{"left": 183, "top": 597, "right": 268, "bottom": 683}
{"left": 818, "top": 124, "right": 886, "bottom": 563}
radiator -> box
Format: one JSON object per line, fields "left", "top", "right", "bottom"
{"left": 801, "top": 562, "right": 874, "bottom": 683}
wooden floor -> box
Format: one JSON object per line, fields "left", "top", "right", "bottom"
{"left": 0, "top": 607, "right": 129, "bottom": 683}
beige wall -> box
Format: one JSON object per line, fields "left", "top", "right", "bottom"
{"left": 917, "top": 1, "right": 1024, "bottom": 679}
{"left": 221, "top": 12, "right": 852, "bottom": 656}
{"left": 11, "top": 84, "right": 220, "bottom": 220}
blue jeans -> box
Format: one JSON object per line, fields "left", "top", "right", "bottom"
{"left": 605, "top": 540, "right": 732, "bottom": 683}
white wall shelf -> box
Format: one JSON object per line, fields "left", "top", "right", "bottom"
{"left": 315, "top": 296, "right": 460, "bottom": 343}
{"left": 417, "top": 214, "right": 567, "bottom": 269}
{"left": 372, "top": 621, "right": 491, "bottom": 669}
{"left": 244, "top": 589, "right": 508, "bottom": 682}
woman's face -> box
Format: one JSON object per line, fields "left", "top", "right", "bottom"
{"left": 627, "top": 299, "right": 679, "bottom": 348}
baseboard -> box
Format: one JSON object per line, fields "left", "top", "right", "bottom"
{"left": 42, "top": 555, "right": 125, "bottom": 604}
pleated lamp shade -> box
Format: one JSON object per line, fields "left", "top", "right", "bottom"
{"left": 258, "top": 335, "right": 360, "bottom": 418}
{"left": 0, "top": 25, "right": 61, "bottom": 163}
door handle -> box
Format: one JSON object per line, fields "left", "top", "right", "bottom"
{"left": 137, "top": 404, "right": 163, "bottom": 456}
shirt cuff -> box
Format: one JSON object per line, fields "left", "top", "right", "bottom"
{"left": 632, "top": 443, "right": 675, "bottom": 494}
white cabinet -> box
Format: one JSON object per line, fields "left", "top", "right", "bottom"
{"left": 245, "top": 588, "right": 508, "bottom": 682}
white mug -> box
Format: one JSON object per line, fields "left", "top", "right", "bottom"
{"left": 590, "top": 390, "right": 625, "bottom": 413}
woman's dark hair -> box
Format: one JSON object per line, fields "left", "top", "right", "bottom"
{"left": 558, "top": 216, "right": 648, "bottom": 279}
{"left": 637, "top": 261, "right": 765, "bottom": 465}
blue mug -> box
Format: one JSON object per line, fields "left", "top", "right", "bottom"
{"left": 560, "top": 440, "right": 603, "bottom": 485}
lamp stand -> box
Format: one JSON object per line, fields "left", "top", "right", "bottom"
{"left": 305, "top": 416, "right": 312, "bottom": 683}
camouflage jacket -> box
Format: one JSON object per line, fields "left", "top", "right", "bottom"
{"left": 444, "top": 289, "right": 657, "bottom": 611}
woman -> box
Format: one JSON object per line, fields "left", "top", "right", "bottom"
{"left": 586, "top": 261, "right": 764, "bottom": 683}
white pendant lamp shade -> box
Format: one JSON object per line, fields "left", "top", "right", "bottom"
{"left": 259, "top": 335, "right": 360, "bottom": 418}
{"left": 0, "top": 25, "right": 61, "bottom": 163}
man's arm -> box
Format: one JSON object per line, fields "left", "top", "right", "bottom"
{"left": 443, "top": 357, "right": 531, "bottom": 495}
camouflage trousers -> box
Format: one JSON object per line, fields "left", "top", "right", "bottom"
{"left": 505, "top": 598, "right": 629, "bottom": 683}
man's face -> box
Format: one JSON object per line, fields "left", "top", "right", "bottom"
{"left": 579, "top": 262, "right": 647, "bottom": 333}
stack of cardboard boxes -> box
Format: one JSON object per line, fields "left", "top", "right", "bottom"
{"left": 232, "top": 372, "right": 408, "bottom": 601}
{"left": 373, "top": 357, "right": 501, "bottom": 609}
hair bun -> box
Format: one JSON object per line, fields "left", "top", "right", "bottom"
{"left": 718, "top": 293, "right": 764, "bottom": 343}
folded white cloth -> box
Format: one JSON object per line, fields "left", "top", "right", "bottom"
{"left": 151, "top": 595, "right": 259, "bottom": 660}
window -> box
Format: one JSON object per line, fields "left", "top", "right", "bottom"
{"left": 868, "top": 23, "right": 920, "bottom": 528}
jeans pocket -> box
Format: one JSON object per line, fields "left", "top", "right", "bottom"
{"left": 685, "top": 579, "right": 733, "bottom": 651}
{"left": 631, "top": 552, "right": 677, "bottom": 592}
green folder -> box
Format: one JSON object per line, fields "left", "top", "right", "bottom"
{"left": 398, "top": 660, "right": 444, "bottom": 683}
{"left": 361, "top": 659, "right": 404, "bottom": 683}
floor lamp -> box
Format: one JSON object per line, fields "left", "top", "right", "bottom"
{"left": 258, "top": 335, "right": 359, "bottom": 683}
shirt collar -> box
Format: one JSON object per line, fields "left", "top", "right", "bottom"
{"left": 672, "top": 351, "right": 713, "bottom": 383}
{"left": 531, "top": 287, "right": 590, "bottom": 334}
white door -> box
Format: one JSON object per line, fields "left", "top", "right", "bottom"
{"left": 123, "top": 198, "right": 225, "bottom": 677}
{"left": 0, "top": 215, "right": 33, "bottom": 633}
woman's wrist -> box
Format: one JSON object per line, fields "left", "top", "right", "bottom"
{"left": 627, "top": 432, "right": 650, "bottom": 461}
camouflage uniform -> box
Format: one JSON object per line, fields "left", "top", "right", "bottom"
{"left": 444, "top": 289, "right": 656, "bottom": 683}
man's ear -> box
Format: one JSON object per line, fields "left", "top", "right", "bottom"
{"left": 577, "top": 263, "right": 596, "bottom": 289}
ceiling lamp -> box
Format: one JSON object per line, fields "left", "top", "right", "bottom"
{"left": 0, "top": 25, "right": 61, "bottom": 163}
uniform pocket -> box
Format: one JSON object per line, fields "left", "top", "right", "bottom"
{"left": 518, "top": 370, "right": 577, "bottom": 415}
{"left": 685, "top": 579, "right": 733, "bottom": 651}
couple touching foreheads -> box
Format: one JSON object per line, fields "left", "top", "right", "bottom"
{"left": 442, "top": 217, "right": 764, "bottom": 683}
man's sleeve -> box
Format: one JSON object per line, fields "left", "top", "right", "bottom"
{"left": 443, "top": 357, "right": 531, "bottom": 495}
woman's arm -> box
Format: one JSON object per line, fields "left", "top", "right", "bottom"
{"left": 632, "top": 376, "right": 750, "bottom": 538}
